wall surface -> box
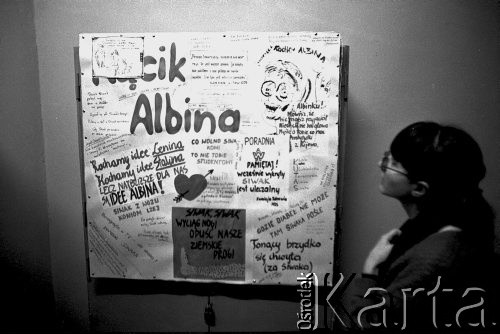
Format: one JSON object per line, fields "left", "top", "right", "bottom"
{"left": 32, "top": 0, "right": 500, "bottom": 332}
{"left": 0, "top": 0, "right": 56, "bottom": 331}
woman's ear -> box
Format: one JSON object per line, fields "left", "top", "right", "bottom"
{"left": 411, "top": 181, "right": 429, "bottom": 198}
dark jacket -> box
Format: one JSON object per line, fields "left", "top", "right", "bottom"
{"left": 341, "top": 212, "right": 498, "bottom": 333}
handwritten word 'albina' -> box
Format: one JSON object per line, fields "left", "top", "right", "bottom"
{"left": 130, "top": 94, "right": 240, "bottom": 135}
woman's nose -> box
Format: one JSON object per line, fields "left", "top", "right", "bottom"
{"left": 377, "top": 160, "right": 386, "bottom": 173}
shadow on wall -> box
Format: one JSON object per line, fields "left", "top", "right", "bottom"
{"left": 0, "top": 259, "right": 60, "bottom": 332}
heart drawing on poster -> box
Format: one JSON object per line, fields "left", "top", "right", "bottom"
{"left": 173, "top": 174, "right": 208, "bottom": 201}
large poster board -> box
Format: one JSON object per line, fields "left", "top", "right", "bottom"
{"left": 79, "top": 32, "right": 341, "bottom": 285}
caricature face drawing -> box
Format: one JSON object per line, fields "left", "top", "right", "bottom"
{"left": 260, "top": 61, "right": 303, "bottom": 123}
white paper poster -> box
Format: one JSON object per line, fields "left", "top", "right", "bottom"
{"left": 79, "top": 32, "right": 341, "bottom": 285}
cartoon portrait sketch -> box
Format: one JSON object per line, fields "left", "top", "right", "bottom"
{"left": 260, "top": 60, "right": 310, "bottom": 131}
{"left": 258, "top": 59, "right": 334, "bottom": 152}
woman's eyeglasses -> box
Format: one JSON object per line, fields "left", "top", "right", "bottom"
{"left": 379, "top": 151, "right": 409, "bottom": 176}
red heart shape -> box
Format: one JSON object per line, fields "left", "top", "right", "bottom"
{"left": 174, "top": 174, "right": 207, "bottom": 201}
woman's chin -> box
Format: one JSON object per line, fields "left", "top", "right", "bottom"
{"left": 378, "top": 184, "right": 393, "bottom": 197}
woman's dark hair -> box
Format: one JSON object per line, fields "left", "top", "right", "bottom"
{"left": 390, "top": 121, "right": 494, "bottom": 247}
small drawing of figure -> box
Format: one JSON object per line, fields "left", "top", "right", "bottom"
{"left": 118, "top": 58, "right": 129, "bottom": 75}
{"left": 314, "top": 72, "right": 332, "bottom": 103}
{"left": 110, "top": 49, "right": 121, "bottom": 76}
{"left": 95, "top": 46, "right": 105, "bottom": 68}
{"left": 109, "top": 49, "right": 132, "bottom": 76}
